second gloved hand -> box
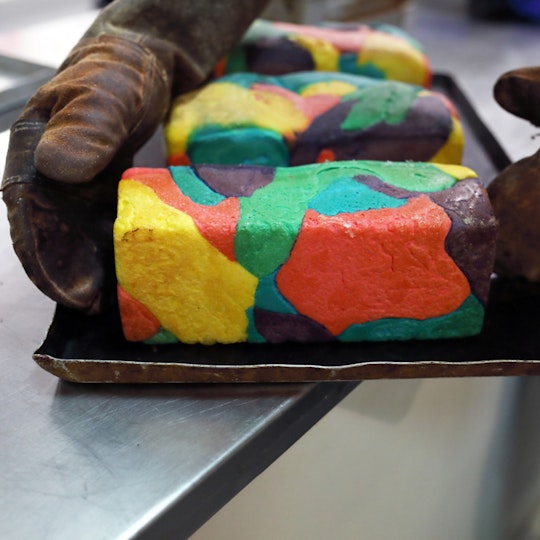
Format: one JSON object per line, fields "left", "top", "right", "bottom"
{"left": 488, "top": 66, "right": 540, "bottom": 282}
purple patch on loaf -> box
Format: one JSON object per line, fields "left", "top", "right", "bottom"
{"left": 290, "top": 94, "right": 453, "bottom": 165}
{"left": 253, "top": 308, "right": 335, "bottom": 343}
{"left": 245, "top": 37, "right": 315, "bottom": 75}
{"left": 429, "top": 179, "right": 497, "bottom": 304}
{"left": 193, "top": 164, "right": 276, "bottom": 197}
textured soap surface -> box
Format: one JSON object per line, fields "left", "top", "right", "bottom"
{"left": 114, "top": 161, "right": 497, "bottom": 345}
{"left": 165, "top": 72, "right": 463, "bottom": 168}
{"left": 218, "top": 19, "right": 432, "bottom": 87}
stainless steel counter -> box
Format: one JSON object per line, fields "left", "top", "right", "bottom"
{"left": 1, "top": 4, "right": 539, "bottom": 540}
{"left": 0, "top": 155, "right": 357, "bottom": 536}
{"left": 0, "top": 12, "right": 359, "bottom": 539}
{"left": 0, "top": 125, "right": 356, "bottom": 539}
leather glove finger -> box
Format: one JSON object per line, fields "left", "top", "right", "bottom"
{"left": 494, "top": 66, "right": 540, "bottom": 127}
{"left": 34, "top": 35, "right": 171, "bottom": 182}
{"left": 2, "top": 35, "right": 172, "bottom": 314}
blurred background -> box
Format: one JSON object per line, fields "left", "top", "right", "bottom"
{"left": 0, "top": 0, "right": 93, "bottom": 32}
{"left": 1, "top": 0, "right": 539, "bottom": 32}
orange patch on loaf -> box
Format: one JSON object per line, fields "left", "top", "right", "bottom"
{"left": 304, "top": 93, "right": 342, "bottom": 119}
{"left": 317, "top": 148, "right": 336, "bottom": 163}
{"left": 117, "top": 285, "right": 161, "bottom": 341}
{"left": 214, "top": 57, "right": 226, "bottom": 78}
{"left": 276, "top": 195, "right": 470, "bottom": 335}
{"left": 167, "top": 153, "right": 192, "bottom": 166}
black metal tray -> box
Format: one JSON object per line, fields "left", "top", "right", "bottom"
{"left": 34, "top": 74, "right": 540, "bottom": 382}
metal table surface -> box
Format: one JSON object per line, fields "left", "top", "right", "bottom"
{"left": 1, "top": 4, "right": 539, "bottom": 540}
{"left": 0, "top": 164, "right": 357, "bottom": 538}
{"left": 0, "top": 138, "right": 356, "bottom": 540}
{"left": 0, "top": 11, "right": 359, "bottom": 540}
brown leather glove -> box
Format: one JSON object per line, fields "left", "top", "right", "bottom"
{"left": 2, "top": 0, "right": 268, "bottom": 314}
{"left": 493, "top": 66, "right": 540, "bottom": 127}
{"left": 488, "top": 67, "right": 540, "bottom": 282}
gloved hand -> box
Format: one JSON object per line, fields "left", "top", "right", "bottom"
{"left": 488, "top": 67, "right": 540, "bottom": 282}
{"left": 2, "top": 35, "right": 172, "bottom": 314}
{"left": 1, "top": 0, "right": 268, "bottom": 314}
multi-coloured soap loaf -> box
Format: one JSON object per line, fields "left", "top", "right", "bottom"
{"left": 114, "top": 161, "right": 497, "bottom": 345}
{"left": 216, "top": 19, "right": 432, "bottom": 87}
{"left": 165, "top": 72, "right": 463, "bottom": 167}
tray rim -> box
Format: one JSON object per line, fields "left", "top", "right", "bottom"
{"left": 33, "top": 354, "right": 540, "bottom": 383}
{"left": 33, "top": 72, "right": 538, "bottom": 382}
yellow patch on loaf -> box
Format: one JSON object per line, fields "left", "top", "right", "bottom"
{"left": 288, "top": 34, "right": 339, "bottom": 71}
{"left": 358, "top": 33, "right": 427, "bottom": 86}
{"left": 299, "top": 80, "right": 359, "bottom": 98}
{"left": 430, "top": 116, "right": 464, "bottom": 165}
{"left": 165, "top": 81, "right": 309, "bottom": 156}
{"left": 433, "top": 162, "right": 478, "bottom": 180}
{"left": 114, "top": 180, "right": 258, "bottom": 344}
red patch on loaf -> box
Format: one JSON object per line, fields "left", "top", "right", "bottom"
{"left": 117, "top": 285, "right": 160, "bottom": 341}
{"left": 276, "top": 195, "right": 470, "bottom": 335}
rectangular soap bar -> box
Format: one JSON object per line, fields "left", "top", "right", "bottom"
{"left": 113, "top": 161, "right": 497, "bottom": 345}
